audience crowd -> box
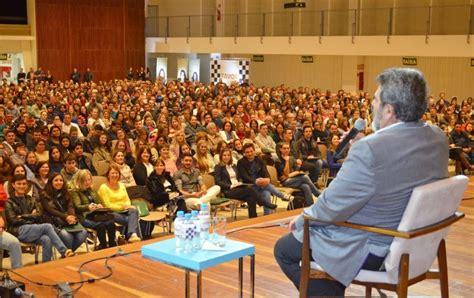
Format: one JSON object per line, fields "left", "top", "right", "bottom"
{"left": 0, "top": 67, "right": 472, "bottom": 269}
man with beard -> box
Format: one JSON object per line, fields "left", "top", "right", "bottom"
{"left": 274, "top": 68, "right": 448, "bottom": 296}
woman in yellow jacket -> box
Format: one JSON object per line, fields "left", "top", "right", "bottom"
{"left": 97, "top": 164, "right": 141, "bottom": 242}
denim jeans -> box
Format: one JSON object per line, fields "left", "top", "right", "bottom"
{"left": 18, "top": 223, "right": 67, "bottom": 262}
{"left": 282, "top": 175, "right": 320, "bottom": 206}
{"left": 113, "top": 208, "right": 141, "bottom": 239}
{"left": 83, "top": 218, "right": 117, "bottom": 248}
{"left": 58, "top": 228, "right": 88, "bottom": 252}
{"left": 1, "top": 231, "right": 22, "bottom": 269}
{"left": 253, "top": 184, "right": 286, "bottom": 215}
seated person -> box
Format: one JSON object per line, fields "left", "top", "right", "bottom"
{"left": 97, "top": 165, "right": 141, "bottom": 243}
{"left": 74, "top": 142, "right": 97, "bottom": 176}
{"left": 146, "top": 158, "right": 187, "bottom": 212}
{"left": 60, "top": 153, "right": 79, "bottom": 184}
{"left": 214, "top": 148, "right": 277, "bottom": 218}
{"left": 113, "top": 151, "right": 136, "bottom": 188}
{"left": 40, "top": 173, "right": 88, "bottom": 254}
{"left": 173, "top": 153, "right": 221, "bottom": 209}
{"left": 5, "top": 174, "right": 73, "bottom": 262}
{"left": 295, "top": 126, "right": 323, "bottom": 184}
{"left": 0, "top": 215, "right": 22, "bottom": 269}
{"left": 274, "top": 68, "right": 448, "bottom": 296}
{"left": 237, "top": 143, "right": 289, "bottom": 216}
{"left": 326, "top": 134, "right": 345, "bottom": 177}
{"left": 71, "top": 169, "right": 117, "bottom": 250}
{"left": 275, "top": 142, "right": 320, "bottom": 207}
{"left": 92, "top": 133, "right": 112, "bottom": 176}
{"left": 133, "top": 147, "right": 154, "bottom": 186}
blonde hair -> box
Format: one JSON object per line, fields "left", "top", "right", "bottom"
{"left": 195, "top": 139, "right": 211, "bottom": 174}
{"left": 72, "top": 169, "right": 93, "bottom": 191}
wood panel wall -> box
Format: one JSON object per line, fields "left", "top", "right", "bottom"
{"left": 36, "top": 0, "right": 144, "bottom": 82}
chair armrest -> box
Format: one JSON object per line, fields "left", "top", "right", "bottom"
{"left": 303, "top": 212, "right": 464, "bottom": 239}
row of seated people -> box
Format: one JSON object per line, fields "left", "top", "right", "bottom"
{"left": 0, "top": 136, "right": 337, "bottom": 270}
{"left": 0, "top": 164, "right": 145, "bottom": 270}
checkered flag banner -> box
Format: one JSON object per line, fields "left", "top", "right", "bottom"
{"left": 210, "top": 59, "right": 250, "bottom": 84}
{"left": 210, "top": 59, "right": 221, "bottom": 83}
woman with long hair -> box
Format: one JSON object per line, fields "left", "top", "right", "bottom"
{"left": 232, "top": 139, "right": 244, "bottom": 164}
{"left": 48, "top": 146, "right": 64, "bottom": 174}
{"left": 31, "top": 161, "right": 50, "bottom": 191}
{"left": 175, "top": 143, "right": 197, "bottom": 170}
{"left": 219, "top": 121, "right": 239, "bottom": 144}
{"left": 114, "top": 139, "right": 136, "bottom": 168}
{"left": 146, "top": 158, "right": 187, "bottom": 212}
{"left": 326, "top": 134, "right": 345, "bottom": 177}
{"left": 24, "top": 151, "right": 38, "bottom": 180}
{"left": 71, "top": 169, "right": 117, "bottom": 250}
{"left": 59, "top": 135, "right": 72, "bottom": 156}
{"left": 194, "top": 139, "right": 215, "bottom": 174}
{"left": 112, "top": 151, "right": 136, "bottom": 187}
{"left": 40, "top": 173, "right": 88, "bottom": 254}
{"left": 34, "top": 139, "right": 49, "bottom": 162}
{"left": 92, "top": 133, "right": 112, "bottom": 176}
{"left": 214, "top": 149, "right": 276, "bottom": 218}
{"left": 235, "top": 122, "right": 247, "bottom": 141}
{"left": 156, "top": 143, "right": 178, "bottom": 176}
{"left": 97, "top": 165, "right": 141, "bottom": 242}
{"left": 132, "top": 146, "right": 154, "bottom": 186}
{"left": 170, "top": 129, "right": 187, "bottom": 160}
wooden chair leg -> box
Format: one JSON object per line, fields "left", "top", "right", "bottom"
{"left": 437, "top": 239, "right": 449, "bottom": 298}
{"left": 397, "top": 254, "right": 409, "bottom": 298}
{"left": 299, "top": 220, "right": 310, "bottom": 298}
{"left": 365, "top": 286, "right": 372, "bottom": 298}
{"left": 34, "top": 245, "right": 39, "bottom": 264}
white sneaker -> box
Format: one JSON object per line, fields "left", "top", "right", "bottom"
{"left": 128, "top": 233, "right": 141, "bottom": 243}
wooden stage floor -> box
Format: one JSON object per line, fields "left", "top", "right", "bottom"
{"left": 8, "top": 179, "right": 474, "bottom": 297}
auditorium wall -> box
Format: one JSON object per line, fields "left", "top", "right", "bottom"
{"left": 35, "top": 0, "right": 145, "bottom": 82}
{"left": 0, "top": 0, "right": 37, "bottom": 71}
{"left": 222, "top": 54, "right": 473, "bottom": 100}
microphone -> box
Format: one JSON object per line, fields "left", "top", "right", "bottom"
{"left": 334, "top": 119, "right": 366, "bottom": 159}
{"left": 14, "top": 287, "right": 35, "bottom": 297}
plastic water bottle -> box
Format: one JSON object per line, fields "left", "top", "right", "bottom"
{"left": 174, "top": 211, "right": 184, "bottom": 253}
{"left": 191, "top": 210, "right": 201, "bottom": 251}
{"left": 198, "top": 203, "right": 210, "bottom": 244}
{"left": 183, "top": 213, "right": 194, "bottom": 254}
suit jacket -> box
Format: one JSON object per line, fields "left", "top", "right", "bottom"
{"left": 292, "top": 121, "right": 448, "bottom": 286}
{"left": 236, "top": 156, "right": 269, "bottom": 184}
{"left": 214, "top": 164, "right": 241, "bottom": 195}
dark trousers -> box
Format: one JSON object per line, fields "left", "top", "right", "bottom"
{"left": 83, "top": 218, "right": 117, "bottom": 248}
{"left": 274, "top": 233, "right": 385, "bottom": 297}
{"left": 225, "top": 186, "right": 263, "bottom": 218}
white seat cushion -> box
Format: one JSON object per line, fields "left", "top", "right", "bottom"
{"left": 310, "top": 261, "right": 394, "bottom": 284}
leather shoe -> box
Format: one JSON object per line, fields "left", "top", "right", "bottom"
{"left": 264, "top": 202, "right": 278, "bottom": 210}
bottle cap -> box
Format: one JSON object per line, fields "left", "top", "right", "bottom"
{"left": 184, "top": 213, "right": 192, "bottom": 220}
{"left": 191, "top": 210, "right": 198, "bottom": 216}
{"left": 200, "top": 203, "right": 208, "bottom": 210}
{"left": 177, "top": 211, "right": 184, "bottom": 217}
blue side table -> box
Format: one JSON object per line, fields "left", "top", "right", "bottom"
{"left": 142, "top": 238, "right": 255, "bottom": 298}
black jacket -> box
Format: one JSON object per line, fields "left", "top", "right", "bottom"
{"left": 5, "top": 195, "right": 43, "bottom": 236}
{"left": 133, "top": 162, "right": 149, "bottom": 186}
{"left": 146, "top": 171, "right": 177, "bottom": 206}
{"left": 214, "top": 164, "right": 241, "bottom": 195}
{"left": 236, "top": 156, "right": 269, "bottom": 184}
